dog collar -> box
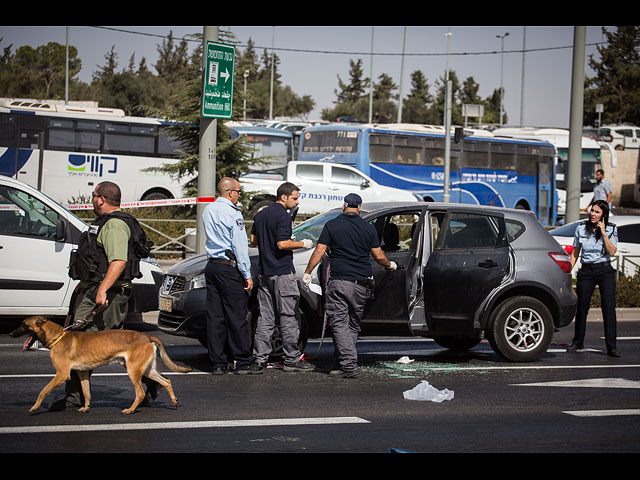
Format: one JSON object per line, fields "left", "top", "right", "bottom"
{"left": 45, "top": 332, "right": 67, "bottom": 350}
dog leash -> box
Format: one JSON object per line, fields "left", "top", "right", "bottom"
{"left": 64, "top": 304, "right": 108, "bottom": 331}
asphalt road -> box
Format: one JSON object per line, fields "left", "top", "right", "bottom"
{"left": 0, "top": 312, "right": 639, "bottom": 454}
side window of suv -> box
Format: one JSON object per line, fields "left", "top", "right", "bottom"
{"left": 439, "top": 213, "right": 502, "bottom": 249}
{"left": 617, "top": 224, "right": 640, "bottom": 244}
{"left": 0, "top": 186, "right": 59, "bottom": 239}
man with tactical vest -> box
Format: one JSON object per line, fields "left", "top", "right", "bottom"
{"left": 51, "top": 181, "right": 156, "bottom": 411}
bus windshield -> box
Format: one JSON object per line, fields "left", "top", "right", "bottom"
{"left": 301, "top": 129, "right": 359, "bottom": 154}
{"left": 555, "top": 147, "right": 601, "bottom": 192}
{"left": 244, "top": 134, "right": 291, "bottom": 171}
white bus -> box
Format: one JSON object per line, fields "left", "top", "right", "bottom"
{"left": 0, "top": 99, "right": 190, "bottom": 204}
{"left": 493, "top": 127, "right": 603, "bottom": 220}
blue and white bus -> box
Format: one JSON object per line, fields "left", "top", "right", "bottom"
{"left": 299, "top": 123, "right": 558, "bottom": 225}
{"left": 493, "top": 127, "right": 603, "bottom": 220}
{"left": 228, "top": 123, "right": 294, "bottom": 176}
{"left": 0, "top": 99, "right": 190, "bottom": 205}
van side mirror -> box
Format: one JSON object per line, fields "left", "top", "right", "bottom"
{"left": 56, "top": 218, "right": 66, "bottom": 242}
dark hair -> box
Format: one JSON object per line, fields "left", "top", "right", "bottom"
{"left": 277, "top": 182, "right": 299, "bottom": 199}
{"left": 96, "top": 181, "right": 121, "bottom": 206}
{"left": 586, "top": 199, "right": 609, "bottom": 240}
{"left": 596, "top": 168, "right": 605, "bottom": 175}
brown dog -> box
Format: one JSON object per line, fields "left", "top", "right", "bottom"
{"left": 10, "top": 316, "right": 192, "bottom": 415}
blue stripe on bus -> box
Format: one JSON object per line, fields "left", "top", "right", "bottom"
{"left": 0, "top": 148, "right": 33, "bottom": 177}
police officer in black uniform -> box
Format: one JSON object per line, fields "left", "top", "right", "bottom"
{"left": 303, "top": 193, "right": 396, "bottom": 377}
{"left": 250, "top": 182, "right": 314, "bottom": 372}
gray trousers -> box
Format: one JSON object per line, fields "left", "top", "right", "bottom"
{"left": 325, "top": 279, "right": 369, "bottom": 373}
{"left": 253, "top": 273, "right": 302, "bottom": 365}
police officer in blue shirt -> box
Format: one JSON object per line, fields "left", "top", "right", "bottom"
{"left": 303, "top": 193, "right": 397, "bottom": 377}
{"left": 567, "top": 199, "right": 620, "bottom": 357}
{"left": 203, "top": 177, "right": 260, "bottom": 374}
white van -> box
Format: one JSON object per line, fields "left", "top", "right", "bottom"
{"left": 0, "top": 175, "right": 162, "bottom": 318}
{"left": 599, "top": 125, "right": 640, "bottom": 150}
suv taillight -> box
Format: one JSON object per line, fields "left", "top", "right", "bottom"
{"left": 549, "top": 252, "right": 572, "bottom": 273}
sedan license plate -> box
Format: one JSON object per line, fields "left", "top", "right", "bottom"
{"left": 159, "top": 296, "right": 172, "bottom": 312}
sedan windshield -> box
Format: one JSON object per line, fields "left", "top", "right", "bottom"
{"left": 292, "top": 209, "right": 342, "bottom": 243}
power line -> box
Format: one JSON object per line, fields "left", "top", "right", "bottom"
{"left": 90, "top": 26, "right": 604, "bottom": 58}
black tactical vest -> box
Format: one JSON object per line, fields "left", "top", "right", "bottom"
{"left": 69, "top": 211, "right": 153, "bottom": 282}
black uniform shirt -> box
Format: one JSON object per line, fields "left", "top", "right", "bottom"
{"left": 317, "top": 212, "right": 379, "bottom": 281}
{"left": 251, "top": 202, "right": 295, "bottom": 276}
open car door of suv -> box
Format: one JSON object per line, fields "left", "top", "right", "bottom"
{"left": 423, "top": 209, "right": 511, "bottom": 336}
{"left": 363, "top": 207, "right": 427, "bottom": 335}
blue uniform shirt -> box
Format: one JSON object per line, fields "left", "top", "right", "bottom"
{"left": 573, "top": 222, "right": 618, "bottom": 264}
{"left": 203, "top": 197, "right": 251, "bottom": 279}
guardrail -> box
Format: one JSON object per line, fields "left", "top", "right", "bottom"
{"left": 611, "top": 254, "right": 640, "bottom": 278}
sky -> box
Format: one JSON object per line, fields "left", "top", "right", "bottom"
{"left": 0, "top": 25, "right": 609, "bottom": 128}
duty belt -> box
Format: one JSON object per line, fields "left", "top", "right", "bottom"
{"left": 208, "top": 257, "right": 237, "bottom": 267}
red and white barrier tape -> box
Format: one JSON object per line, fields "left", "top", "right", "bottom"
{"left": 66, "top": 196, "right": 215, "bottom": 210}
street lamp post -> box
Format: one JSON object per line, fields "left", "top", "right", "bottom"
{"left": 243, "top": 70, "right": 249, "bottom": 120}
{"left": 497, "top": 32, "right": 509, "bottom": 126}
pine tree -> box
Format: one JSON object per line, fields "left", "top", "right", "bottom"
{"left": 584, "top": 26, "right": 640, "bottom": 126}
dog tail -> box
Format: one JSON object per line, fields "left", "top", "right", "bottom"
{"left": 149, "top": 336, "right": 192, "bottom": 373}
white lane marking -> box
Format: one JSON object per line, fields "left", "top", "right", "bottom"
{"left": 0, "top": 416, "right": 370, "bottom": 435}
{"left": 3, "top": 364, "right": 640, "bottom": 380}
{"left": 563, "top": 409, "right": 640, "bottom": 417}
{"left": 512, "top": 378, "right": 640, "bottom": 388}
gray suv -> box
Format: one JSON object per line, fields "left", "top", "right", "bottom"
{"left": 158, "top": 202, "right": 576, "bottom": 362}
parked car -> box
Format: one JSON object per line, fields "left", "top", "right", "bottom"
{"left": 598, "top": 125, "right": 640, "bottom": 150}
{"left": 0, "top": 175, "right": 163, "bottom": 319}
{"left": 158, "top": 202, "right": 576, "bottom": 362}
{"left": 548, "top": 215, "right": 640, "bottom": 277}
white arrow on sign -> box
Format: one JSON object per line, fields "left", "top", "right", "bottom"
{"left": 220, "top": 68, "right": 230, "bottom": 83}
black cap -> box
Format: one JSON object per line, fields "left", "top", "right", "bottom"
{"left": 344, "top": 193, "right": 362, "bottom": 208}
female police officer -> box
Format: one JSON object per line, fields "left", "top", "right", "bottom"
{"left": 567, "top": 199, "right": 620, "bottom": 357}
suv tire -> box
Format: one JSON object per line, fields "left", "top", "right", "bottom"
{"left": 487, "top": 296, "right": 553, "bottom": 362}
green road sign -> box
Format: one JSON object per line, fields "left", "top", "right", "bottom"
{"left": 202, "top": 41, "right": 235, "bottom": 119}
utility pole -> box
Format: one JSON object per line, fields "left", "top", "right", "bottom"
{"left": 443, "top": 29, "right": 452, "bottom": 203}
{"left": 369, "top": 27, "right": 374, "bottom": 124}
{"left": 197, "top": 26, "right": 219, "bottom": 255}
{"left": 520, "top": 27, "right": 526, "bottom": 126}
{"left": 566, "top": 26, "right": 586, "bottom": 224}
{"left": 497, "top": 32, "right": 509, "bottom": 126}
{"left": 397, "top": 27, "right": 407, "bottom": 123}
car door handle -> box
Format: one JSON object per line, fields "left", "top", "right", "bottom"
{"left": 478, "top": 259, "right": 498, "bottom": 268}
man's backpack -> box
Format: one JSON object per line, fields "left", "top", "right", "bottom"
{"left": 69, "top": 211, "right": 153, "bottom": 282}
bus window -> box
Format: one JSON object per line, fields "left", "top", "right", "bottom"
{"left": 157, "top": 127, "right": 184, "bottom": 158}
{"left": 394, "top": 136, "right": 423, "bottom": 164}
{"left": 104, "top": 122, "right": 155, "bottom": 155}
{"left": 369, "top": 133, "right": 392, "bottom": 163}
{"left": 464, "top": 141, "right": 491, "bottom": 169}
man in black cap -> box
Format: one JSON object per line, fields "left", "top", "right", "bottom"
{"left": 303, "top": 193, "right": 396, "bottom": 377}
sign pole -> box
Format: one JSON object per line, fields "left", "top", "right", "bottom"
{"left": 196, "top": 26, "right": 219, "bottom": 255}
{"left": 196, "top": 29, "right": 236, "bottom": 255}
